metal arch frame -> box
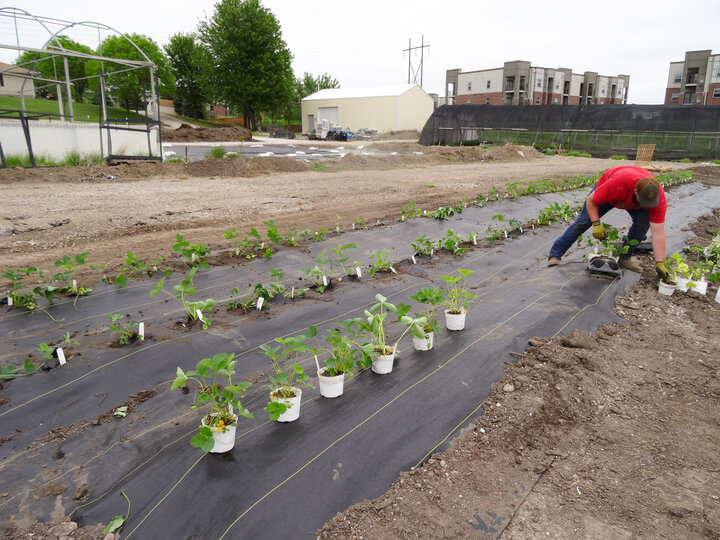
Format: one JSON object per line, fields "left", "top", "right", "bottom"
{"left": 0, "top": 7, "right": 162, "bottom": 167}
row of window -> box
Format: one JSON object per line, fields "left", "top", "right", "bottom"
{"left": 670, "top": 88, "right": 720, "bottom": 102}
{"left": 673, "top": 68, "right": 720, "bottom": 84}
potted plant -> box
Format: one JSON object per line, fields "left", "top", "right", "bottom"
{"left": 317, "top": 318, "right": 364, "bottom": 398}
{"left": 358, "top": 294, "right": 427, "bottom": 374}
{"left": 585, "top": 228, "right": 637, "bottom": 276}
{"left": 440, "top": 269, "right": 477, "bottom": 331}
{"left": 260, "top": 326, "right": 316, "bottom": 422}
{"left": 667, "top": 253, "right": 693, "bottom": 292}
{"left": 408, "top": 286, "right": 444, "bottom": 351}
{"left": 170, "top": 353, "right": 253, "bottom": 453}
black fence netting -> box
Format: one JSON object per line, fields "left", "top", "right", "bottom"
{"left": 419, "top": 104, "right": 720, "bottom": 159}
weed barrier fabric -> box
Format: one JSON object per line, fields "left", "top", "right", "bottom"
{"left": 1, "top": 184, "right": 719, "bottom": 538}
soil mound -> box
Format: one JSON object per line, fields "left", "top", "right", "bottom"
{"left": 162, "top": 124, "right": 252, "bottom": 143}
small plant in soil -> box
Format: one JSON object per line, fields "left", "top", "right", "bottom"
{"left": 112, "top": 252, "right": 168, "bottom": 288}
{"left": 264, "top": 220, "right": 283, "bottom": 248}
{"left": 150, "top": 267, "right": 216, "bottom": 329}
{"left": 330, "top": 242, "right": 357, "bottom": 276}
{"left": 438, "top": 229, "right": 467, "bottom": 255}
{"left": 173, "top": 234, "right": 211, "bottom": 269}
{"left": 283, "top": 228, "right": 299, "bottom": 247}
{"left": 312, "top": 227, "right": 328, "bottom": 242}
{"left": 369, "top": 248, "right": 392, "bottom": 275}
{"left": 2, "top": 267, "right": 41, "bottom": 310}
{"left": 355, "top": 217, "right": 369, "bottom": 230}
{"left": 171, "top": 352, "right": 253, "bottom": 452}
{"left": 399, "top": 201, "right": 419, "bottom": 221}
{"left": 205, "top": 146, "right": 226, "bottom": 159}
{"left": 411, "top": 235, "right": 434, "bottom": 256}
{"left": 431, "top": 204, "right": 463, "bottom": 220}
{"left": 261, "top": 326, "right": 316, "bottom": 421}
{"left": 53, "top": 252, "right": 92, "bottom": 296}
{"left": 108, "top": 313, "right": 140, "bottom": 345}
{"left": 440, "top": 269, "right": 477, "bottom": 315}
{"left": 1, "top": 357, "right": 42, "bottom": 380}
{"left": 227, "top": 287, "right": 255, "bottom": 312}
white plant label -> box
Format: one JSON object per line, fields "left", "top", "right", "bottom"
{"left": 532, "top": 224, "right": 535, "bottom": 230}
{"left": 7, "top": 294, "right": 12, "bottom": 307}
{"left": 503, "top": 230, "right": 508, "bottom": 239}
{"left": 390, "top": 267, "right": 397, "bottom": 274}
{"left": 138, "top": 322, "right": 145, "bottom": 340}
{"left": 423, "top": 210, "right": 427, "bottom": 215}
{"left": 356, "top": 267, "right": 362, "bottom": 278}
{"left": 411, "top": 255, "right": 417, "bottom": 264}
{"left": 291, "top": 287, "right": 295, "bottom": 298}
{"left": 261, "top": 242, "right": 265, "bottom": 249}
{"left": 401, "top": 215, "right": 405, "bottom": 222}
{"left": 314, "top": 354, "right": 321, "bottom": 372}
{"left": 196, "top": 309, "right": 205, "bottom": 322}
{"left": 72, "top": 279, "right": 77, "bottom": 289}
{"left": 430, "top": 249, "right": 434, "bottom": 257}
{"left": 322, "top": 275, "right": 328, "bottom": 287}
{"left": 256, "top": 297, "right": 264, "bottom": 310}
{"left": 473, "top": 236, "right": 477, "bottom": 245}
{"left": 336, "top": 226, "right": 340, "bottom": 233}
{"left": 352, "top": 223, "right": 355, "bottom": 230}
{"left": 520, "top": 227, "right": 523, "bottom": 233}
{"left": 57, "top": 348, "right": 66, "bottom": 366}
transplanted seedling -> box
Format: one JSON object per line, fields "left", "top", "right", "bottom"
{"left": 150, "top": 267, "right": 216, "bottom": 329}
{"left": 173, "top": 234, "right": 211, "bottom": 269}
{"left": 108, "top": 313, "right": 140, "bottom": 345}
{"left": 1, "top": 358, "right": 42, "bottom": 380}
{"left": 369, "top": 249, "right": 392, "bottom": 275}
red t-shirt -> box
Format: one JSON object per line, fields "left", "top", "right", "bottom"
{"left": 592, "top": 166, "right": 667, "bottom": 223}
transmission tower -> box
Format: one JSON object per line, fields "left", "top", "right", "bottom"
{"left": 403, "top": 36, "right": 429, "bottom": 87}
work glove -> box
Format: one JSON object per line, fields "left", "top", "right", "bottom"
{"left": 591, "top": 221, "right": 606, "bottom": 240}
{"left": 656, "top": 261, "right": 669, "bottom": 282}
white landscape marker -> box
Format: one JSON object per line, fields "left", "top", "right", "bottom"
{"left": 411, "top": 255, "right": 417, "bottom": 264}
{"left": 503, "top": 230, "right": 508, "bottom": 239}
{"left": 473, "top": 235, "right": 477, "bottom": 245}
{"left": 314, "top": 354, "right": 321, "bottom": 373}
{"left": 7, "top": 294, "right": 12, "bottom": 307}
{"left": 138, "top": 322, "right": 145, "bottom": 340}
{"left": 291, "top": 286, "right": 295, "bottom": 298}
{"left": 196, "top": 309, "right": 205, "bottom": 322}
{"left": 256, "top": 297, "right": 264, "bottom": 310}
{"left": 390, "top": 267, "right": 397, "bottom": 274}
{"left": 56, "top": 348, "right": 66, "bottom": 366}
{"left": 356, "top": 267, "right": 362, "bottom": 278}
{"left": 72, "top": 279, "right": 77, "bottom": 290}
{"left": 322, "top": 275, "right": 328, "bottom": 287}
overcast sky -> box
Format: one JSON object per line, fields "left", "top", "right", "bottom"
{"left": 3, "top": 0, "right": 719, "bottom": 104}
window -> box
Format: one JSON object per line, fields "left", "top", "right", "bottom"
{"left": 601, "top": 88, "right": 605, "bottom": 94}
{"left": 535, "top": 96, "right": 541, "bottom": 104}
{"left": 555, "top": 83, "right": 559, "bottom": 89}
{"left": 467, "top": 82, "right": 472, "bottom": 91}
{"left": 486, "top": 80, "right": 491, "bottom": 88}
{"left": 553, "top": 97, "right": 558, "bottom": 104}
{"left": 671, "top": 92, "right": 679, "bottom": 103}
{"left": 485, "top": 98, "right": 490, "bottom": 104}
{"left": 467, "top": 98, "right": 471, "bottom": 104}
{"left": 674, "top": 74, "right": 682, "bottom": 84}
{"left": 0, "top": 73, "right": 3, "bottom": 86}
{"left": 537, "top": 80, "right": 542, "bottom": 87}
{"left": 714, "top": 88, "right": 720, "bottom": 98}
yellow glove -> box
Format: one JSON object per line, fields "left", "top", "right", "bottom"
{"left": 592, "top": 221, "right": 606, "bottom": 240}
{"left": 656, "top": 261, "right": 669, "bottom": 281}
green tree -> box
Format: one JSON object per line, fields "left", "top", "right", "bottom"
{"left": 199, "top": 0, "right": 294, "bottom": 130}
{"left": 88, "top": 33, "right": 175, "bottom": 113}
{"left": 17, "top": 36, "right": 93, "bottom": 102}
{"left": 165, "top": 33, "right": 211, "bottom": 118}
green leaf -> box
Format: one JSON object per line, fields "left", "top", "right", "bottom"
{"left": 170, "top": 367, "right": 187, "bottom": 390}
{"left": 103, "top": 515, "right": 126, "bottom": 535}
{"left": 265, "top": 401, "right": 288, "bottom": 421}
{"left": 0, "top": 365, "right": 18, "bottom": 380}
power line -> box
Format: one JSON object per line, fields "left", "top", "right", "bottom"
{"left": 403, "top": 35, "right": 429, "bottom": 87}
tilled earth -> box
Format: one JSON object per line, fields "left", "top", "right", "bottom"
{"left": 1, "top": 142, "right": 720, "bottom": 539}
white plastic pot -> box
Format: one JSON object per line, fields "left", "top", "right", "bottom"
{"left": 413, "top": 332, "right": 434, "bottom": 351}
{"left": 658, "top": 281, "right": 675, "bottom": 296}
{"left": 318, "top": 371, "right": 345, "bottom": 398}
{"left": 372, "top": 351, "right": 395, "bottom": 374}
{"left": 270, "top": 387, "right": 302, "bottom": 422}
{"left": 675, "top": 277, "right": 690, "bottom": 292}
{"left": 715, "top": 286, "right": 720, "bottom": 304}
{"left": 691, "top": 279, "right": 708, "bottom": 295}
{"left": 201, "top": 413, "right": 238, "bottom": 453}
{"left": 445, "top": 309, "right": 466, "bottom": 331}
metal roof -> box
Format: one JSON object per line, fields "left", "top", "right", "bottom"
{"left": 303, "top": 84, "right": 421, "bottom": 101}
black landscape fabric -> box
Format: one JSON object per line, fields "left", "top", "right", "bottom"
{"left": 1, "top": 182, "right": 719, "bottom": 538}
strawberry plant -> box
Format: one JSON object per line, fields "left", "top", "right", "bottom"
{"left": 409, "top": 287, "right": 444, "bottom": 334}
{"left": 440, "top": 269, "right": 477, "bottom": 315}
{"left": 330, "top": 242, "right": 357, "bottom": 276}
{"left": 411, "top": 235, "right": 434, "bottom": 257}
{"left": 227, "top": 287, "right": 255, "bottom": 312}
{"left": 438, "top": 229, "right": 467, "bottom": 255}
{"left": 369, "top": 249, "right": 392, "bottom": 275}
{"left": 150, "top": 267, "right": 216, "bottom": 329}
{"left": 108, "top": 313, "right": 140, "bottom": 345}
{"left": 1, "top": 358, "right": 42, "bottom": 380}
{"left": 111, "top": 252, "right": 168, "bottom": 288}
{"left": 173, "top": 234, "right": 211, "bottom": 269}
{"left": 321, "top": 318, "right": 366, "bottom": 376}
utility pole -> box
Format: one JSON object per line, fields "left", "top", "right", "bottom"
{"left": 403, "top": 36, "right": 430, "bottom": 87}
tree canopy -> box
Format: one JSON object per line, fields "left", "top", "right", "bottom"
{"left": 165, "top": 33, "right": 211, "bottom": 118}
{"left": 199, "top": 0, "right": 294, "bottom": 129}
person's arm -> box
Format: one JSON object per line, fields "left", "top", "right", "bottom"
{"left": 586, "top": 193, "right": 600, "bottom": 222}
{"left": 650, "top": 221, "right": 666, "bottom": 263}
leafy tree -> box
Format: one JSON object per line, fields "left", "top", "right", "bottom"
{"left": 17, "top": 36, "right": 93, "bottom": 102}
{"left": 87, "top": 34, "right": 175, "bottom": 113}
{"left": 199, "top": 0, "right": 294, "bottom": 130}
{"left": 165, "top": 33, "right": 211, "bottom": 118}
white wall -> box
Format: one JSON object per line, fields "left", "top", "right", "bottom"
{"left": 0, "top": 120, "right": 161, "bottom": 160}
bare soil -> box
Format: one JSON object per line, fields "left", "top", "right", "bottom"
{"left": 2, "top": 143, "right": 720, "bottom": 539}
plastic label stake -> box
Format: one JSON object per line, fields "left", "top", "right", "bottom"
{"left": 352, "top": 223, "right": 355, "bottom": 230}
{"left": 72, "top": 279, "right": 77, "bottom": 290}
{"left": 520, "top": 227, "right": 523, "bottom": 233}
{"left": 256, "top": 297, "right": 264, "bottom": 310}
{"left": 473, "top": 235, "right": 477, "bottom": 245}
{"left": 356, "top": 267, "right": 362, "bottom": 278}
{"left": 291, "top": 287, "right": 295, "bottom": 299}
{"left": 57, "top": 348, "right": 66, "bottom": 366}
{"left": 336, "top": 226, "right": 340, "bottom": 233}
{"left": 322, "top": 275, "right": 328, "bottom": 287}
{"left": 401, "top": 215, "right": 405, "bottom": 221}
{"left": 196, "top": 309, "right": 205, "bottom": 322}
{"left": 411, "top": 255, "right": 417, "bottom": 264}
{"left": 430, "top": 249, "right": 434, "bottom": 257}
{"left": 138, "top": 322, "right": 145, "bottom": 340}
{"left": 390, "top": 266, "right": 397, "bottom": 274}
{"left": 261, "top": 242, "right": 265, "bottom": 249}
{"left": 503, "top": 230, "right": 508, "bottom": 239}
{"left": 7, "top": 294, "right": 12, "bottom": 307}
{"left": 532, "top": 224, "right": 535, "bottom": 230}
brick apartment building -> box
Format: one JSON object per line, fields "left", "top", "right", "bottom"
{"left": 664, "top": 50, "right": 720, "bottom": 105}
{"left": 446, "top": 61, "right": 629, "bottom": 106}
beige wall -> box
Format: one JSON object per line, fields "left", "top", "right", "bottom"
{"left": 0, "top": 72, "right": 35, "bottom": 97}
{"left": 302, "top": 87, "right": 433, "bottom": 133}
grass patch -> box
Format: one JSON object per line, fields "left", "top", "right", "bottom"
{"left": 423, "top": 184, "right": 436, "bottom": 188}
{"left": 205, "top": 146, "right": 226, "bottom": 159}
{"left": 609, "top": 155, "right": 627, "bottom": 160}
{"left": 62, "top": 151, "right": 104, "bottom": 167}
{"left": 312, "top": 162, "right": 339, "bottom": 172}
{"left": 564, "top": 151, "right": 593, "bottom": 158}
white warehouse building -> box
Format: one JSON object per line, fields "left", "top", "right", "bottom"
{"left": 301, "top": 84, "right": 434, "bottom": 135}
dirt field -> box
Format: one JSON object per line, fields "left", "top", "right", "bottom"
{"left": 2, "top": 141, "right": 720, "bottom": 539}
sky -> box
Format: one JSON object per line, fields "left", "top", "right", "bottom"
{"left": 2, "top": 0, "right": 719, "bottom": 104}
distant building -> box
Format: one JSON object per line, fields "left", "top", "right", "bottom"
{"left": 664, "top": 50, "right": 720, "bottom": 105}
{"left": 446, "top": 61, "right": 629, "bottom": 106}
{"left": 0, "top": 62, "right": 36, "bottom": 98}
{"left": 301, "top": 84, "right": 433, "bottom": 134}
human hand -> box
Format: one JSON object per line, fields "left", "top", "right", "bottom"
{"left": 592, "top": 221, "right": 606, "bottom": 240}
{"left": 656, "top": 261, "right": 669, "bottom": 281}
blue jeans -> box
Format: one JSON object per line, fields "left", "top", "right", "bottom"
{"left": 549, "top": 189, "right": 650, "bottom": 260}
